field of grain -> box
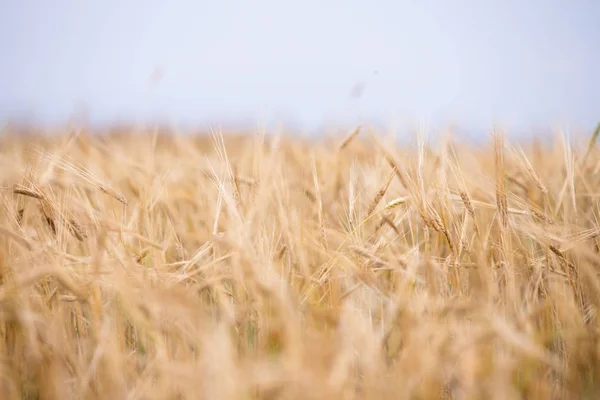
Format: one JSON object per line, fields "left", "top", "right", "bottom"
{"left": 0, "top": 125, "right": 599, "bottom": 399}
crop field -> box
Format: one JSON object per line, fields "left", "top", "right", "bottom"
{"left": 0, "top": 125, "right": 599, "bottom": 399}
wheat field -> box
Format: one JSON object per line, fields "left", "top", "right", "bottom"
{"left": 0, "top": 124, "right": 599, "bottom": 399}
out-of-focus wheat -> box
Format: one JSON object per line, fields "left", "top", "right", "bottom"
{"left": 0, "top": 125, "right": 598, "bottom": 399}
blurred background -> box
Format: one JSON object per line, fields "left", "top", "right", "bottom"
{"left": 0, "top": 0, "right": 598, "bottom": 137}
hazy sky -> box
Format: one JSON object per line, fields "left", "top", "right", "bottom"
{"left": 1, "top": 0, "right": 599, "bottom": 132}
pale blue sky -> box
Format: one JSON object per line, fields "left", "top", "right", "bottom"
{"left": 0, "top": 0, "right": 599, "bottom": 133}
